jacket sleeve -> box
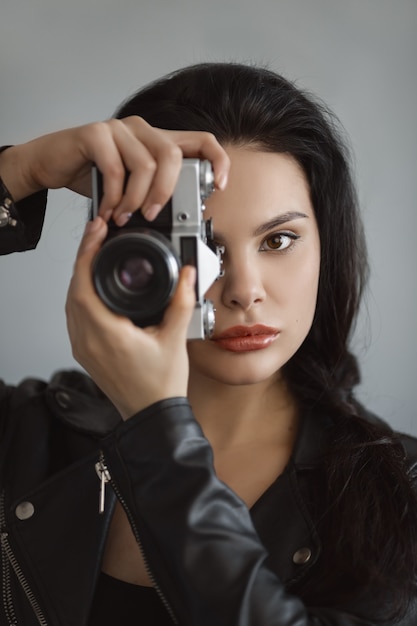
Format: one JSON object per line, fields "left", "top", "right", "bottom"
{"left": 0, "top": 166, "right": 47, "bottom": 460}
{"left": 0, "top": 188, "right": 48, "bottom": 255}
{"left": 0, "top": 165, "right": 48, "bottom": 451}
{"left": 0, "top": 148, "right": 48, "bottom": 256}
{"left": 101, "top": 398, "right": 396, "bottom": 626}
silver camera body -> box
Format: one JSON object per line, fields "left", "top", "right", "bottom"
{"left": 91, "top": 159, "right": 223, "bottom": 339}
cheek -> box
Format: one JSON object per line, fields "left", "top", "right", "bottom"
{"left": 290, "top": 268, "right": 320, "bottom": 345}
{"left": 273, "top": 249, "right": 320, "bottom": 328}
{"left": 293, "top": 255, "right": 320, "bottom": 301}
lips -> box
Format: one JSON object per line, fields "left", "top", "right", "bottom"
{"left": 211, "top": 325, "right": 280, "bottom": 352}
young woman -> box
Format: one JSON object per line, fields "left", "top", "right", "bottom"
{"left": 1, "top": 63, "right": 416, "bottom": 626}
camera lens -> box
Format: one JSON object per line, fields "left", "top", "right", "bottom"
{"left": 117, "top": 256, "right": 154, "bottom": 292}
{"left": 93, "top": 230, "right": 180, "bottom": 327}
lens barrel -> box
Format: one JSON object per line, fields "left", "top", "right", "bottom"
{"left": 93, "top": 230, "right": 180, "bottom": 327}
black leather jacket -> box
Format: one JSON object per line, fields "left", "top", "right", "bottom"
{"left": 1, "top": 188, "right": 417, "bottom": 625}
{"left": 1, "top": 372, "right": 417, "bottom": 626}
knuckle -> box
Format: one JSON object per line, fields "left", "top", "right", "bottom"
{"left": 87, "top": 120, "right": 111, "bottom": 141}
{"left": 141, "top": 156, "right": 157, "bottom": 175}
{"left": 162, "top": 143, "right": 182, "bottom": 163}
{"left": 129, "top": 115, "right": 146, "bottom": 125}
{"left": 123, "top": 115, "right": 149, "bottom": 131}
{"left": 106, "top": 118, "right": 122, "bottom": 131}
{"left": 200, "top": 131, "right": 218, "bottom": 147}
{"left": 108, "top": 118, "right": 131, "bottom": 139}
{"left": 88, "top": 119, "right": 124, "bottom": 146}
{"left": 105, "top": 161, "right": 126, "bottom": 180}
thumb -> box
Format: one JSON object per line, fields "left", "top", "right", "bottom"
{"left": 76, "top": 216, "right": 108, "bottom": 263}
{"left": 68, "top": 216, "right": 108, "bottom": 307}
{"left": 160, "top": 266, "right": 196, "bottom": 340}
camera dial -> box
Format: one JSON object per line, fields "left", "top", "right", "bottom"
{"left": 199, "top": 160, "right": 215, "bottom": 200}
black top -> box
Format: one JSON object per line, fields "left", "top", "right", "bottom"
{"left": 89, "top": 573, "right": 173, "bottom": 625}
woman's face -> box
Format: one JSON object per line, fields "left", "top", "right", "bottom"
{"left": 187, "top": 145, "right": 321, "bottom": 387}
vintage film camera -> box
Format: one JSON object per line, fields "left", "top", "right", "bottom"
{"left": 91, "top": 159, "right": 223, "bottom": 339}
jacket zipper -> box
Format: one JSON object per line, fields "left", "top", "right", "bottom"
{"left": 95, "top": 452, "right": 179, "bottom": 625}
{"left": 0, "top": 490, "right": 48, "bottom": 626}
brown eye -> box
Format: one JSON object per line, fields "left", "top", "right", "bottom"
{"left": 266, "top": 235, "right": 286, "bottom": 249}
{"left": 260, "top": 232, "right": 299, "bottom": 252}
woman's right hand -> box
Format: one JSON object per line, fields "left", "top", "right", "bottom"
{"left": 66, "top": 216, "right": 197, "bottom": 419}
{"left": 0, "top": 117, "right": 230, "bottom": 224}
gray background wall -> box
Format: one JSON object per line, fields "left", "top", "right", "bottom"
{"left": 1, "top": 0, "right": 416, "bottom": 434}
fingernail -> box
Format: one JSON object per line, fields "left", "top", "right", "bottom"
{"left": 143, "top": 204, "right": 162, "bottom": 221}
{"left": 116, "top": 212, "right": 132, "bottom": 227}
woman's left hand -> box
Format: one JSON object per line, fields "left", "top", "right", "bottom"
{"left": 66, "top": 216, "right": 196, "bottom": 420}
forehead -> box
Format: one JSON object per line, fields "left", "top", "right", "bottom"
{"left": 204, "top": 146, "right": 314, "bottom": 227}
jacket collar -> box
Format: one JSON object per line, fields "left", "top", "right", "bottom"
{"left": 291, "top": 408, "right": 333, "bottom": 469}
{"left": 45, "top": 369, "right": 121, "bottom": 437}
{"left": 46, "top": 370, "right": 335, "bottom": 460}
{"left": 249, "top": 407, "right": 331, "bottom": 587}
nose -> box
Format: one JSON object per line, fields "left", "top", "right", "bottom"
{"left": 219, "top": 253, "right": 266, "bottom": 311}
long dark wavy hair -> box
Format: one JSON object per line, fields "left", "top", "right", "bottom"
{"left": 115, "top": 63, "right": 417, "bottom": 621}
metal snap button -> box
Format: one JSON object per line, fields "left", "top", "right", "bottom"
{"left": 55, "top": 390, "right": 71, "bottom": 409}
{"left": 292, "top": 547, "right": 312, "bottom": 565}
{"left": 15, "top": 502, "right": 35, "bottom": 520}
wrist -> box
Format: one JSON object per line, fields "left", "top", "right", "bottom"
{"left": 0, "top": 145, "right": 44, "bottom": 202}
{"left": 115, "top": 396, "right": 191, "bottom": 427}
{"left": 114, "top": 392, "right": 188, "bottom": 422}
{"left": 116, "top": 396, "right": 172, "bottom": 421}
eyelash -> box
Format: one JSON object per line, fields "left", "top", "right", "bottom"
{"left": 259, "top": 231, "right": 300, "bottom": 253}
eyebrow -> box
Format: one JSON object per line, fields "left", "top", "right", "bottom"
{"left": 212, "top": 211, "right": 309, "bottom": 242}
{"left": 252, "top": 211, "right": 309, "bottom": 236}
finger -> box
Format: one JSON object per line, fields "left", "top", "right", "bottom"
{"left": 170, "top": 131, "right": 231, "bottom": 190}
{"left": 159, "top": 266, "right": 196, "bottom": 341}
{"left": 95, "top": 119, "right": 230, "bottom": 225}
{"left": 111, "top": 144, "right": 181, "bottom": 224}
{"left": 81, "top": 121, "right": 159, "bottom": 221}
{"left": 77, "top": 123, "right": 128, "bottom": 218}
{"left": 66, "top": 217, "right": 107, "bottom": 350}
{"left": 66, "top": 217, "right": 121, "bottom": 340}
{"left": 75, "top": 216, "right": 108, "bottom": 263}
{"left": 67, "top": 217, "right": 108, "bottom": 314}
{"left": 135, "top": 130, "right": 230, "bottom": 220}
{"left": 116, "top": 118, "right": 184, "bottom": 220}
{"left": 138, "top": 142, "right": 183, "bottom": 220}
{"left": 99, "top": 120, "right": 159, "bottom": 222}
{"left": 123, "top": 121, "right": 230, "bottom": 207}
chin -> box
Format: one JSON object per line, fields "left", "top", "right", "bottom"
{"left": 188, "top": 342, "right": 287, "bottom": 386}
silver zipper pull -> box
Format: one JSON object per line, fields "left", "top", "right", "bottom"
{"left": 95, "top": 458, "right": 111, "bottom": 514}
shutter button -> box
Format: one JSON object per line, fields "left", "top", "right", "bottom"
{"left": 15, "top": 502, "right": 35, "bottom": 520}
{"left": 292, "top": 547, "right": 312, "bottom": 565}
{"left": 55, "top": 390, "right": 71, "bottom": 409}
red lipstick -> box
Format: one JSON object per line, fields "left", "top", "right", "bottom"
{"left": 211, "top": 325, "right": 279, "bottom": 352}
